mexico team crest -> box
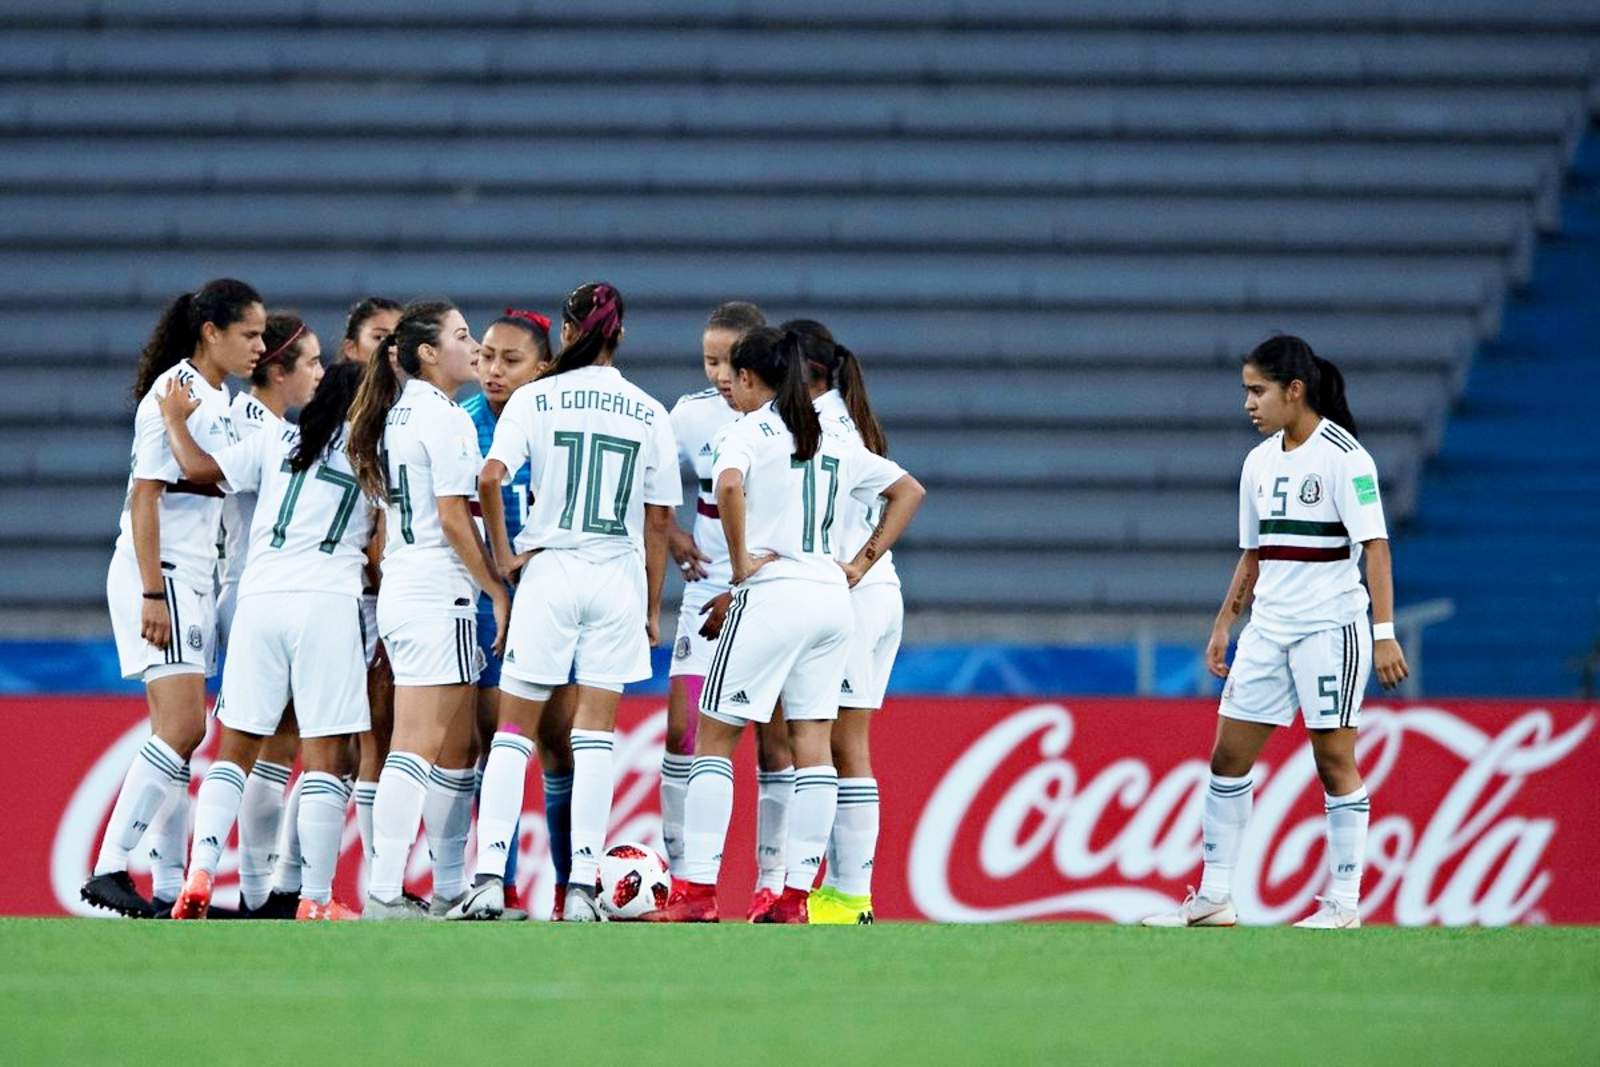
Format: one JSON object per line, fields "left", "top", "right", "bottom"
{"left": 674, "top": 635, "right": 691, "bottom": 660}
{"left": 1298, "top": 474, "right": 1323, "bottom": 505}
{"left": 186, "top": 625, "right": 204, "bottom": 651}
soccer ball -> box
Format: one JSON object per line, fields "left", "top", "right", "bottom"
{"left": 597, "top": 842, "right": 672, "bottom": 920}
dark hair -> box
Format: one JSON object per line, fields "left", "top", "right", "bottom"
{"left": 488, "top": 308, "right": 553, "bottom": 362}
{"left": 731, "top": 327, "right": 821, "bottom": 462}
{"left": 251, "top": 311, "right": 312, "bottom": 388}
{"left": 706, "top": 301, "right": 766, "bottom": 334}
{"left": 1244, "top": 334, "right": 1358, "bottom": 438}
{"left": 343, "top": 296, "right": 403, "bottom": 343}
{"left": 347, "top": 300, "right": 456, "bottom": 501}
{"left": 288, "top": 361, "right": 364, "bottom": 475}
{"left": 541, "top": 282, "right": 625, "bottom": 380}
{"left": 780, "top": 318, "right": 888, "bottom": 456}
{"left": 133, "top": 278, "right": 262, "bottom": 400}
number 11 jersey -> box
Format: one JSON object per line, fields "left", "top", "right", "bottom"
{"left": 488, "top": 364, "right": 681, "bottom": 562}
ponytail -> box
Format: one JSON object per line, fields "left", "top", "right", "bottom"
{"left": 133, "top": 278, "right": 262, "bottom": 401}
{"left": 291, "top": 361, "right": 363, "bottom": 475}
{"left": 541, "top": 281, "right": 624, "bottom": 380}
{"left": 1243, "top": 334, "right": 1359, "bottom": 439}
{"left": 731, "top": 327, "right": 821, "bottom": 462}
{"left": 832, "top": 345, "right": 888, "bottom": 456}
{"left": 346, "top": 300, "right": 455, "bottom": 501}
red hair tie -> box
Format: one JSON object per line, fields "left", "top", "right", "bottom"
{"left": 260, "top": 323, "right": 305, "bottom": 366}
{"left": 502, "top": 307, "right": 551, "bottom": 332}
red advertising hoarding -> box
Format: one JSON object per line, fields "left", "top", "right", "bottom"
{"left": 5, "top": 696, "right": 1595, "bottom": 924}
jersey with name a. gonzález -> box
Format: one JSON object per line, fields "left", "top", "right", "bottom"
{"left": 379, "top": 377, "right": 482, "bottom": 605}
{"left": 1239, "top": 419, "right": 1389, "bottom": 639}
{"left": 216, "top": 423, "right": 374, "bottom": 599}
{"left": 219, "top": 390, "right": 278, "bottom": 586}
{"left": 815, "top": 388, "right": 900, "bottom": 589}
{"left": 670, "top": 386, "right": 738, "bottom": 587}
{"left": 114, "top": 359, "right": 238, "bottom": 593}
{"left": 711, "top": 401, "right": 906, "bottom": 588}
{"left": 487, "top": 363, "right": 682, "bottom": 561}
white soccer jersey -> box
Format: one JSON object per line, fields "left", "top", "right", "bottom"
{"left": 487, "top": 364, "right": 682, "bottom": 561}
{"left": 114, "top": 360, "right": 238, "bottom": 592}
{"left": 815, "top": 389, "right": 900, "bottom": 589}
{"left": 1239, "top": 419, "right": 1389, "bottom": 639}
{"left": 670, "top": 386, "right": 738, "bottom": 586}
{"left": 710, "top": 402, "right": 906, "bottom": 588}
{"left": 216, "top": 423, "right": 374, "bottom": 600}
{"left": 379, "top": 378, "right": 482, "bottom": 604}
{"left": 218, "top": 391, "right": 278, "bottom": 585}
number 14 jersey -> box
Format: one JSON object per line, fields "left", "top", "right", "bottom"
{"left": 487, "top": 364, "right": 681, "bottom": 562}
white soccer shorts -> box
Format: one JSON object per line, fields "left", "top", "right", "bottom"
{"left": 217, "top": 591, "right": 371, "bottom": 738}
{"left": 216, "top": 579, "right": 240, "bottom": 654}
{"left": 107, "top": 551, "right": 216, "bottom": 681}
{"left": 668, "top": 579, "right": 730, "bottom": 678}
{"left": 700, "top": 579, "right": 852, "bottom": 725}
{"left": 839, "top": 583, "right": 903, "bottom": 710}
{"left": 501, "top": 549, "right": 651, "bottom": 688}
{"left": 1219, "top": 619, "right": 1373, "bottom": 730}
{"left": 379, "top": 593, "right": 482, "bottom": 688}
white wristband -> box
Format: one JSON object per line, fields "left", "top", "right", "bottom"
{"left": 1372, "top": 622, "right": 1396, "bottom": 642}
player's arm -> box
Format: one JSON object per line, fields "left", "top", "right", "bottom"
{"left": 1206, "top": 550, "right": 1260, "bottom": 679}
{"left": 156, "top": 379, "right": 224, "bottom": 484}
{"left": 1363, "top": 538, "right": 1409, "bottom": 689}
{"left": 129, "top": 478, "right": 171, "bottom": 649}
{"left": 644, "top": 504, "right": 673, "bottom": 646}
{"left": 477, "top": 459, "right": 520, "bottom": 578}
{"left": 715, "top": 469, "right": 771, "bottom": 584}
{"left": 438, "top": 492, "right": 510, "bottom": 656}
{"left": 841, "top": 473, "right": 925, "bottom": 587}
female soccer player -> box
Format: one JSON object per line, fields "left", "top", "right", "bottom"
{"left": 1143, "top": 334, "right": 1408, "bottom": 930}
{"left": 215, "top": 312, "right": 325, "bottom": 916}
{"left": 347, "top": 301, "right": 510, "bottom": 919}
{"left": 449, "top": 282, "right": 681, "bottom": 922}
{"left": 650, "top": 327, "right": 925, "bottom": 924}
{"left": 785, "top": 320, "right": 898, "bottom": 926}
{"left": 81, "top": 278, "right": 265, "bottom": 918}
{"left": 661, "top": 301, "right": 798, "bottom": 920}
{"left": 157, "top": 361, "right": 374, "bottom": 920}
{"left": 459, "top": 307, "right": 568, "bottom": 920}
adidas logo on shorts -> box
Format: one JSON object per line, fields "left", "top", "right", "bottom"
{"left": 728, "top": 690, "right": 751, "bottom": 705}
{"left": 201, "top": 836, "right": 220, "bottom": 848}
{"left": 840, "top": 679, "right": 854, "bottom": 694}
{"left": 698, "top": 443, "right": 713, "bottom": 456}
{"left": 488, "top": 841, "right": 507, "bottom": 852}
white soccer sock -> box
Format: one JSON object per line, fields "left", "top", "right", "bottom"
{"left": 1199, "top": 773, "right": 1253, "bottom": 901}
{"left": 755, "top": 766, "right": 794, "bottom": 892}
{"left": 369, "top": 752, "right": 432, "bottom": 903}
{"left": 298, "top": 772, "right": 351, "bottom": 905}
{"left": 474, "top": 732, "right": 533, "bottom": 881}
{"left": 827, "top": 777, "right": 880, "bottom": 898}
{"left": 659, "top": 753, "right": 693, "bottom": 875}
{"left": 148, "top": 762, "right": 192, "bottom": 901}
{"left": 353, "top": 780, "right": 378, "bottom": 865}
{"left": 785, "top": 766, "right": 838, "bottom": 893}
{"left": 423, "top": 765, "right": 477, "bottom": 901}
{"left": 94, "top": 736, "right": 184, "bottom": 875}
{"left": 237, "top": 760, "right": 291, "bottom": 909}
{"left": 270, "top": 776, "right": 305, "bottom": 894}
{"left": 1324, "top": 786, "right": 1370, "bottom": 910}
{"left": 568, "top": 729, "right": 615, "bottom": 888}
{"left": 682, "top": 756, "right": 734, "bottom": 885}
{"left": 188, "top": 761, "right": 247, "bottom": 878}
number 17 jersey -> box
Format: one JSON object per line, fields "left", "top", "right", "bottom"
{"left": 487, "top": 364, "right": 681, "bottom": 561}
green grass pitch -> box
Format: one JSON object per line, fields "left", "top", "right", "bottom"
{"left": 1, "top": 920, "right": 1595, "bottom": 1065}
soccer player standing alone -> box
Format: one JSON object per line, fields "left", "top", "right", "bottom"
{"left": 1144, "top": 335, "right": 1408, "bottom": 930}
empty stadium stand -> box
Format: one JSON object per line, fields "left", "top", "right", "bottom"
{"left": 0, "top": 1, "right": 1596, "bottom": 688}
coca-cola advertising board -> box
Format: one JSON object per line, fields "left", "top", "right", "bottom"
{"left": 5, "top": 696, "right": 1596, "bottom": 924}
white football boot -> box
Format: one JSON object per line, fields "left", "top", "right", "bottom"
{"left": 1293, "top": 895, "right": 1361, "bottom": 929}
{"left": 561, "top": 882, "right": 607, "bottom": 922}
{"left": 361, "top": 894, "right": 429, "bottom": 921}
{"left": 1140, "top": 887, "right": 1237, "bottom": 928}
{"left": 444, "top": 876, "right": 504, "bottom": 921}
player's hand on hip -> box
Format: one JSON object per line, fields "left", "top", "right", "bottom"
{"left": 1205, "top": 626, "right": 1231, "bottom": 679}
{"left": 839, "top": 559, "right": 867, "bottom": 588}
{"left": 732, "top": 552, "right": 777, "bottom": 585}
{"left": 698, "top": 591, "right": 733, "bottom": 640}
{"left": 490, "top": 590, "right": 511, "bottom": 659}
{"left": 158, "top": 380, "right": 199, "bottom": 424}
{"left": 1374, "top": 639, "right": 1409, "bottom": 689}
{"left": 669, "top": 527, "right": 710, "bottom": 581}
{"left": 141, "top": 596, "right": 171, "bottom": 650}
{"left": 501, "top": 549, "right": 535, "bottom": 585}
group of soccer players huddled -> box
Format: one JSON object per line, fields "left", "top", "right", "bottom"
{"left": 82, "top": 275, "right": 1407, "bottom": 929}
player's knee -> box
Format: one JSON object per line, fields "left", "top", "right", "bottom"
{"left": 757, "top": 730, "right": 793, "bottom": 771}
{"left": 1208, "top": 746, "right": 1253, "bottom": 778}
{"left": 1312, "top": 746, "right": 1360, "bottom": 794}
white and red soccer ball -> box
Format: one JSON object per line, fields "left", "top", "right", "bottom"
{"left": 596, "top": 842, "right": 671, "bottom": 920}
